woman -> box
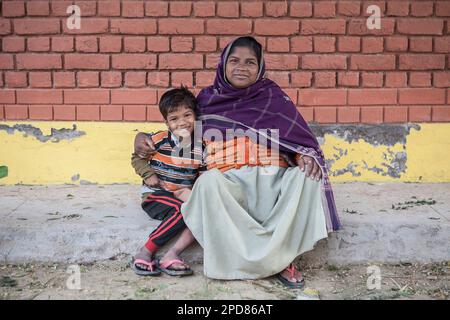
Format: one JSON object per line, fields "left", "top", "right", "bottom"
{"left": 135, "top": 36, "right": 341, "bottom": 288}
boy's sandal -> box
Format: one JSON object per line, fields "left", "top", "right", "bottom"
{"left": 277, "top": 263, "right": 305, "bottom": 289}
{"left": 156, "top": 259, "right": 193, "bottom": 276}
{"left": 130, "top": 258, "right": 161, "bottom": 276}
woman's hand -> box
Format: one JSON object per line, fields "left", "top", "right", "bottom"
{"left": 134, "top": 132, "right": 156, "bottom": 159}
{"left": 296, "top": 155, "right": 322, "bottom": 181}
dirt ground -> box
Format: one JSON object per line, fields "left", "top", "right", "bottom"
{"left": 0, "top": 256, "right": 448, "bottom": 300}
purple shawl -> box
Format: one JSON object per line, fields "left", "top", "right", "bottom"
{"left": 197, "top": 39, "right": 341, "bottom": 232}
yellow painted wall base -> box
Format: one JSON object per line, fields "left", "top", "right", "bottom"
{"left": 0, "top": 121, "right": 449, "bottom": 184}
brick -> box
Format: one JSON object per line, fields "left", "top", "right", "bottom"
{"left": 241, "top": 2, "right": 263, "bottom": 17}
{"left": 145, "top": 1, "right": 169, "bottom": 17}
{"left": 2, "top": 37, "right": 25, "bottom": 52}
{"left": 27, "top": 37, "right": 50, "bottom": 52}
{"left": 17, "top": 89, "right": 62, "bottom": 104}
{"left": 111, "top": 19, "right": 156, "bottom": 35}
{"left": 0, "top": 90, "right": 15, "bottom": 103}
{"left": 147, "top": 106, "right": 165, "bottom": 122}
{"left": 193, "top": 2, "right": 215, "bottom": 17}
{"left": 217, "top": 2, "right": 239, "bottom": 17}
{"left": 298, "top": 89, "right": 346, "bottom": 106}
{"left": 171, "top": 72, "right": 193, "bottom": 87}
{"left": 50, "top": 1, "right": 72, "bottom": 16}
{"left": 297, "top": 107, "right": 313, "bottom": 122}
{"left": 0, "top": 106, "right": 4, "bottom": 119}
{"left": 360, "top": 107, "right": 384, "bottom": 124}
{"left": 385, "top": 36, "right": 408, "bottom": 52}
{"left": 124, "top": 37, "right": 146, "bottom": 53}
{"left": 386, "top": 1, "right": 409, "bottom": 16}
{"left": 291, "top": 72, "right": 312, "bottom": 88}
{"left": 350, "top": 55, "right": 396, "bottom": 70}
{"left": 410, "top": 37, "right": 433, "bottom": 52}
{"left": 125, "top": 72, "right": 147, "bottom": 88}
{"left": 284, "top": 89, "right": 298, "bottom": 104}
{"left": 385, "top": 72, "right": 407, "bottom": 88}
{"left": 147, "top": 37, "right": 170, "bottom": 52}
{"left": 0, "top": 54, "right": 14, "bottom": 70}
{"left": 27, "top": 1, "right": 50, "bottom": 16}
{"left": 255, "top": 20, "right": 299, "bottom": 36}
{"left": 302, "top": 55, "right": 347, "bottom": 70}
{"left": 409, "top": 72, "right": 431, "bottom": 87}
{"left": 65, "top": 54, "right": 109, "bottom": 70}
{"left": 337, "top": 1, "right": 360, "bottom": 16}
{"left": 338, "top": 72, "right": 359, "bottom": 87}
{"left": 14, "top": 19, "right": 60, "bottom": 35}
{"left": 436, "top": 2, "right": 450, "bottom": 17}
{"left": 77, "top": 71, "right": 99, "bottom": 88}
{"left": 435, "top": 37, "right": 450, "bottom": 53}
{"left": 348, "top": 89, "right": 397, "bottom": 105}
{"left": 64, "top": 89, "right": 110, "bottom": 104}
{"left": 112, "top": 54, "right": 156, "bottom": 70}
{"left": 54, "top": 72, "right": 75, "bottom": 88}
{"left": 207, "top": 19, "right": 251, "bottom": 35}
{"left": 62, "top": 18, "right": 108, "bottom": 34}
{"left": 362, "top": 1, "right": 386, "bottom": 16}
{"left": 348, "top": 19, "right": 395, "bottom": 35}
{"left": 315, "top": 72, "right": 336, "bottom": 88}
{"left": 399, "top": 54, "right": 445, "bottom": 70}
{"left": 313, "top": 36, "right": 335, "bottom": 53}
{"left": 265, "top": 2, "right": 287, "bottom": 17}
{"left": 338, "top": 107, "right": 360, "bottom": 123}
{"left": 0, "top": 20, "right": 12, "bottom": 36}
{"left": 314, "top": 107, "right": 336, "bottom": 123}
{"left": 384, "top": 107, "right": 408, "bottom": 123}
{"left": 76, "top": 36, "right": 98, "bottom": 53}
{"left": 111, "top": 90, "right": 157, "bottom": 105}
{"left": 337, "top": 36, "right": 360, "bottom": 52}
{"left": 265, "top": 72, "right": 289, "bottom": 88}
{"left": 147, "top": 72, "right": 170, "bottom": 87}
{"left": 159, "top": 54, "right": 203, "bottom": 70}
{"left": 5, "top": 105, "right": 28, "bottom": 120}
{"left": 74, "top": 1, "right": 97, "bottom": 16}
{"left": 290, "top": 2, "right": 312, "bottom": 17}
{"left": 160, "top": 19, "right": 204, "bottom": 34}
{"left": 101, "top": 72, "right": 122, "bottom": 88}
{"left": 99, "top": 36, "right": 122, "bottom": 53}
{"left": 29, "top": 105, "right": 53, "bottom": 120}
{"left": 76, "top": 105, "right": 100, "bottom": 121}
{"left": 5, "top": 72, "right": 27, "bottom": 88}
{"left": 169, "top": 1, "right": 192, "bottom": 17}
{"left": 98, "top": 0, "right": 121, "bottom": 16}
{"left": 409, "top": 106, "right": 431, "bottom": 122}
{"left": 205, "top": 54, "right": 220, "bottom": 69}
{"left": 29, "top": 72, "right": 52, "bottom": 88}
{"left": 195, "top": 71, "right": 215, "bottom": 87}
{"left": 53, "top": 105, "right": 76, "bottom": 120}
{"left": 399, "top": 89, "right": 445, "bottom": 105}
{"left": 124, "top": 105, "right": 146, "bottom": 121}
{"left": 361, "top": 72, "right": 383, "bottom": 88}
{"left": 362, "top": 37, "right": 383, "bottom": 53}
{"left": 100, "top": 105, "right": 123, "bottom": 121}
{"left": 52, "top": 36, "right": 74, "bottom": 52}
{"left": 432, "top": 107, "right": 450, "bottom": 122}
{"left": 301, "top": 19, "right": 346, "bottom": 35}
{"left": 122, "top": 1, "right": 144, "bottom": 17}
{"left": 397, "top": 19, "right": 444, "bottom": 35}
{"left": 434, "top": 72, "right": 450, "bottom": 88}
{"left": 17, "top": 54, "right": 61, "bottom": 70}
{"left": 313, "top": 1, "right": 336, "bottom": 18}
{"left": 2, "top": 1, "right": 25, "bottom": 17}
{"left": 195, "top": 36, "right": 217, "bottom": 52}
{"left": 291, "top": 37, "right": 313, "bottom": 53}
{"left": 171, "top": 37, "right": 193, "bottom": 52}
{"left": 267, "top": 38, "right": 290, "bottom": 53}
{"left": 411, "top": 2, "right": 434, "bottom": 17}
{"left": 265, "top": 54, "right": 298, "bottom": 70}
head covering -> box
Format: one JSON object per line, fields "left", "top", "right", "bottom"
{"left": 197, "top": 37, "right": 341, "bottom": 232}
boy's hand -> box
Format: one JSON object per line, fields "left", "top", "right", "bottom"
{"left": 144, "top": 174, "right": 160, "bottom": 188}
{"left": 135, "top": 132, "right": 156, "bottom": 159}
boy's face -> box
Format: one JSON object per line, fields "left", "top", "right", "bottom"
{"left": 165, "top": 104, "right": 195, "bottom": 139}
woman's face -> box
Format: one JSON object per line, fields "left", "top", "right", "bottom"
{"left": 225, "top": 46, "right": 259, "bottom": 89}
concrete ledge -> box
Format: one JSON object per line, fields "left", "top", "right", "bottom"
{"left": 1, "top": 183, "right": 449, "bottom": 265}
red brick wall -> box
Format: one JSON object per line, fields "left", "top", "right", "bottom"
{"left": 0, "top": 0, "right": 449, "bottom": 123}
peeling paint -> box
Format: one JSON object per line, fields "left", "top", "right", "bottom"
{"left": 0, "top": 124, "right": 85, "bottom": 142}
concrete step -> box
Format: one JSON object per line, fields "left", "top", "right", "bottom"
{"left": 1, "top": 183, "right": 449, "bottom": 265}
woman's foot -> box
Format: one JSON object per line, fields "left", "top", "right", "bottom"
{"left": 277, "top": 263, "right": 305, "bottom": 289}
{"left": 158, "top": 250, "right": 193, "bottom": 276}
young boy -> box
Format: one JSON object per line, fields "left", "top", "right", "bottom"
{"left": 131, "top": 86, "right": 203, "bottom": 277}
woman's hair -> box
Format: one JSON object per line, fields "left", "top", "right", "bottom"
{"left": 228, "top": 36, "right": 262, "bottom": 66}
{"left": 159, "top": 86, "right": 198, "bottom": 120}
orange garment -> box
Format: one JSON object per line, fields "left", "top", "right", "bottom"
{"left": 204, "top": 136, "right": 289, "bottom": 173}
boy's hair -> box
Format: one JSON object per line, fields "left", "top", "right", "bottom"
{"left": 159, "top": 86, "right": 198, "bottom": 120}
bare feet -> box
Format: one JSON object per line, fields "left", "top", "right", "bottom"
{"left": 133, "top": 246, "right": 155, "bottom": 271}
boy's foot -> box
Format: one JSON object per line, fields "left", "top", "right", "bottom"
{"left": 131, "top": 247, "right": 160, "bottom": 276}
{"left": 277, "top": 263, "right": 305, "bottom": 289}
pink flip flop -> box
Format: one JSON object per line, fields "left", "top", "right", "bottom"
{"left": 131, "top": 258, "right": 161, "bottom": 276}
{"left": 156, "top": 259, "right": 193, "bottom": 276}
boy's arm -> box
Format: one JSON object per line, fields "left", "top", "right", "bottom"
{"left": 131, "top": 152, "right": 156, "bottom": 180}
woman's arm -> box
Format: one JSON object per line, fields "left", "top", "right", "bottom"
{"left": 295, "top": 154, "right": 322, "bottom": 181}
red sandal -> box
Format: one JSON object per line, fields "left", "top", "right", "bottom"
{"left": 277, "top": 263, "right": 305, "bottom": 289}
